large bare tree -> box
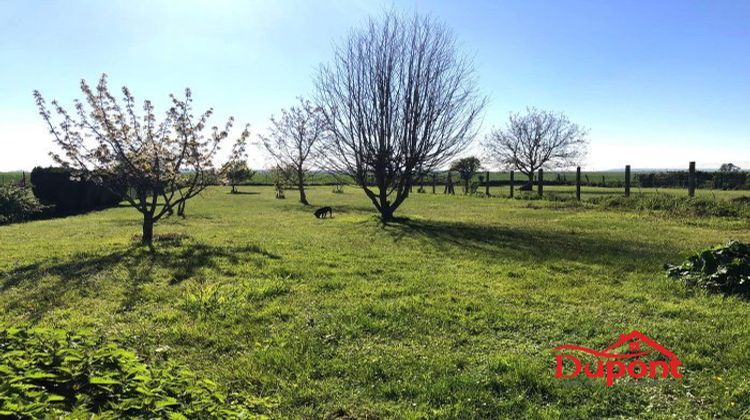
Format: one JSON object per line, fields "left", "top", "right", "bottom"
{"left": 485, "top": 108, "right": 589, "bottom": 184}
{"left": 260, "top": 98, "right": 325, "bottom": 205}
{"left": 34, "top": 74, "right": 248, "bottom": 247}
{"left": 315, "top": 11, "right": 485, "bottom": 221}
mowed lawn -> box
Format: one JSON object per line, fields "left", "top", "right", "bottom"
{"left": 1, "top": 186, "right": 750, "bottom": 418}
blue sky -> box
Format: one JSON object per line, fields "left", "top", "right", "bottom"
{"left": 1, "top": 0, "right": 748, "bottom": 170}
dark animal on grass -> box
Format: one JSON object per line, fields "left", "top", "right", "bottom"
{"left": 314, "top": 206, "right": 332, "bottom": 218}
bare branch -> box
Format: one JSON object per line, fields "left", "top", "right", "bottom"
{"left": 484, "top": 107, "right": 589, "bottom": 182}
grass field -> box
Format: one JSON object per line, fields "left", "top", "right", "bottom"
{"left": 0, "top": 171, "right": 24, "bottom": 184}
{"left": 1, "top": 186, "right": 750, "bottom": 417}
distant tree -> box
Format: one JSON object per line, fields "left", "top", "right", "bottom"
{"left": 719, "top": 163, "right": 742, "bottom": 173}
{"left": 450, "top": 156, "right": 482, "bottom": 194}
{"left": 261, "top": 98, "right": 325, "bottom": 205}
{"left": 485, "top": 108, "right": 588, "bottom": 184}
{"left": 316, "top": 11, "right": 485, "bottom": 221}
{"left": 270, "top": 164, "right": 293, "bottom": 199}
{"left": 34, "top": 74, "right": 248, "bottom": 247}
{"left": 223, "top": 136, "right": 255, "bottom": 193}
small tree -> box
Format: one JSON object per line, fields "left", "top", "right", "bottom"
{"left": 316, "top": 11, "right": 485, "bottom": 221}
{"left": 719, "top": 163, "right": 742, "bottom": 173}
{"left": 223, "top": 136, "right": 255, "bottom": 193}
{"left": 34, "top": 74, "right": 248, "bottom": 247}
{"left": 0, "top": 184, "right": 44, "bottom": 225}
{"left": 450, "top": 156, "right": 482, "bottom": 194}
{"left": 271, "top": 164, "right": 292, "bottom": 199}
{"left": 485, "top": 108, "right": 588, "bottom": 184}
{"left": 261, "top": 98, "right": 325, "bottom": 205}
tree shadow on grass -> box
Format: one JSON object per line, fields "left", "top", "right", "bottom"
{"left": 0, "top": 240, "right": 282, "bottom": 321}
{"left": 2, "top": 241, "right": 281, "bottom": 289}
{"left": 380, "top": 217, "right": 679, "bottom": 270}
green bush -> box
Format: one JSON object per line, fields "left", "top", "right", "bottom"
{"left": 591, "top": 194, "right": 750, "bottom": 218}
{"left": 0, "top": 326, "right": 274, "bottom": 418}
{"left": 0, "top": 185, "right": 44, "bottom": 225}
{"left": 665, "top": 241, "right": 750, "bottom": 297}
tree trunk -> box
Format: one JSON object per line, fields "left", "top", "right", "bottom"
{"left": 379, "top": 205, "right": 394, "bottom": 222}
{"left": 298, "top": 171, "right": 308, "bottom": 205}
{"left": 142, "top": 214, "right": 154, "bottom": 246}
{"left": 231, "top": 184, "right": 237, "bottom": 194}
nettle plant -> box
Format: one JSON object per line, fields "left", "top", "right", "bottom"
{"left": 34, "top": 74, "right": 249, "bottom": 247}
{"left": 0, "top": 326, "right": 275, "bottom": 417}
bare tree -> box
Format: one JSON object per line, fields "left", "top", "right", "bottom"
{"left": 485, "top": 108, "right": 588, "bottom": 184}
{"left": 34, "top": 74, "right": 248, "bottom": 247}
{"left": 260, "top": 98, "right": 325, "bottom": 205}
{"left": 316, "top": 11, "right": 485, "bottom": 221}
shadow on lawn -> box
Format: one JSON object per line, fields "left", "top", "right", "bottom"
{"left": 0, "top": 240, "right": 281, "bottom": 320}
{"left": 381, "top": 217, "right": 679, "bottom": 270}
{"left": 0, "top": 241, "right": 281, "bottom": 292}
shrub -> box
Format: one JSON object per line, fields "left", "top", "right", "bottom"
{"left": 30, "top": 167, "right": 121, "bottom": 216}
{"left": 0, "top": 184, "right": 44, "bottom": 224}
{"left": 590, "top": 194, "right": 750, "bottom": 218}
{"left": 0, "top": 326, "right": 274, "bottom": 418}
{"left": 665, "top": 241, "right": 750, "bottom": 297}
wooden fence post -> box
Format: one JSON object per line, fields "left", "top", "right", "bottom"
{"left": 625, "top": 165, "right": 631, "bottom": 197}
{"left": 510, "top": 171, "right": 514, "bottom": 198}
{"left": 576, "top": 166, "right": 581, "bottom": 201}
{"left": 688, "top": 161, "right": 696, "bottom": 197}
{"left": 538, "top": 169, "right": 544, "bottom": 197}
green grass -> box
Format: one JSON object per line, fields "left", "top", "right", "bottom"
{"left": 1, "top": 186, "right": 750, "bottom": 418}
{"left": 0, "top": 171, "right": 24, "bottom": 185}
{"left": 535, "top": 185, "right": 749, "bottom": 200}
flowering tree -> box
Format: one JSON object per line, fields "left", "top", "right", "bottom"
{"left": 34, "top": 74, "right": 249, "bottom": 246}
{"left": 261, "top": 98, "right": 325, "bottom": 205}
{"left": 223, "top": 136, "right": 255, "bottom": 193}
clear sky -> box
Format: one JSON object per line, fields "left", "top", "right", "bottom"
{"left": 1, "top": 0, "right": 748, "bottom": 171}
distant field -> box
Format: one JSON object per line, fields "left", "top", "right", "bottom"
{"left": 0, "top": 171, "right": 24, "bottom": 184}
{"left": 248, "top": 170, "right": 632, "bottom": 185}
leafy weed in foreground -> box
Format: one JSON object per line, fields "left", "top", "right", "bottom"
{"left": 0, "top": 326, "right": 275, "bottom": 418}
{"left": 665, "top": 241, "right": 750, "bottom": 297}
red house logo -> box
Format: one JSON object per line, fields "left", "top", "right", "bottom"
{"left": 554, "top": 330, "right": 683, "bottom": 386}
